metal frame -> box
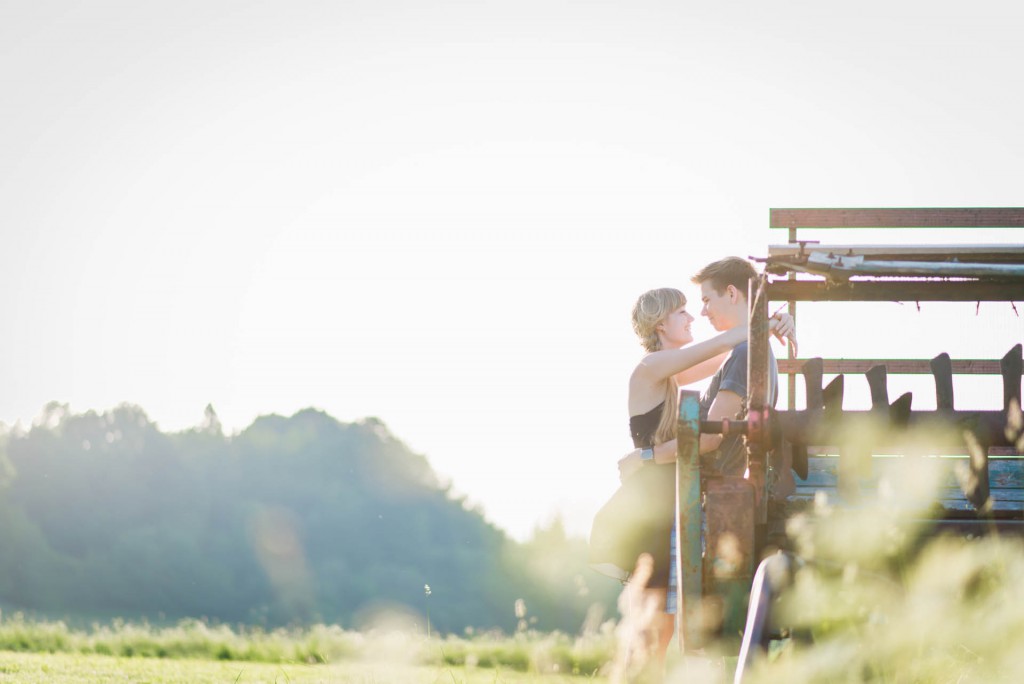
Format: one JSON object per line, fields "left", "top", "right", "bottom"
{"left": 672, "top": 207, "right": 1024, "bottom": 660}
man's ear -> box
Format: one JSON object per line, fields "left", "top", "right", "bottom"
{"left": 726, "top": 284, "right": 740, "bottom": 303}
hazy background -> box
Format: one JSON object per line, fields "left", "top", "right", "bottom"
{"left": 2, "top": 0, "right": 1023, "bottom": 541}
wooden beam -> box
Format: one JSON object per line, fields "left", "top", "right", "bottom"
{"left": 767, "top": 280, "right": 1023, "bottom": 302}
{"left": 770, "top": 208, "right": 1024, "bottom": 229}
{"left": 778, "top": 359, "right": 1017, "bottom": 375}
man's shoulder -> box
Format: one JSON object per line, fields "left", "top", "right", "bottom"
{"left": 724, "top": 341, "right": 748, "bottom": 369}
{"left": 728, "top": 340, "right": 779, "bottom": 362}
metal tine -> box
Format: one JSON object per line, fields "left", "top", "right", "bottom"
{"left": 960, "top": 435, "right": 992, "bottom": 512}
{"left": 790, "top": 358, "right": 824, "bottom": 480}
{"left": 802, "top": 357, "right": 824, "bottom": 410}
{"left": 1002, "top": 343, "right": 1022, "bottom": 412}
{"left": 930, "top": 353, "right": 954, "bottom": 411}
{"left": 822, "top": 375, "right": 844, "bottom": 419}
{"left": 866, "top": 365, "right": 889, "bottom": 413}
{"left": 790, "top": 444, "right": 809, "bottom": 481}
{"left": 818, "top": 374, "right": 862, "bottom": 499}
{"left": 890, "top": 392, "right": 913, "bottom": 428}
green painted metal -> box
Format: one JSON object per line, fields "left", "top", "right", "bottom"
{"left": 676, "top": 389, "right": 703, "bottom": 652}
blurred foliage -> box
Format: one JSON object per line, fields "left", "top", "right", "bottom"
{"left": 740, "top": 414, "right": 1024, "bottom": 684}
{"left": 0, "top": 404, "right": 617, "bottom": 634}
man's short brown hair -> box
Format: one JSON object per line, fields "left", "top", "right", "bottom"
{"left": 691, "top": 257, "right": 757, "bottom": 297}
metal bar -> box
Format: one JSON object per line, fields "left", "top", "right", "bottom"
{"left": 787, "top": 227, "right": 798, "bottom": 414}
{"left": 733, "top": 553, "right": 797, "bottom": 684}
{"left": 676, "top": 389, "right": 704, "bottom": 652}
{"left": 770, "top": 208, "right": 1024, "bottom": 229}
{"left": 773, "top": 410, "right": 1020, "bottom": 450}
{"left": 796, "top": 258, "right": 1024, "bottom": 280}
{"left": 749, "top": 276, "right": 771, "bottom": 410}
{"left": 768, "top": 243, "right": 1024, "bottom": 260}
{"left": 779, "top": 358, "right": 1019, "bottom": 375}
{"left": 767, "top": 280, "right": 1024, "bottom": 302}
{"left": 748, "top": 276, "right": 771, "bottom": 525}
{"left": 802, "top": 445, "right": 1019, "bottom": 457}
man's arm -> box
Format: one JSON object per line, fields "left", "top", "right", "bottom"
{"left": 699, "top": 389, "right": 743, "bottom": 454}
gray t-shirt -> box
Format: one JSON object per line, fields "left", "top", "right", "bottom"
{"left": 699, "top": 341, "right": 778, "bottom": 476}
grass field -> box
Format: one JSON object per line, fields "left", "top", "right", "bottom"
{"left": 4, "top": 420, "right": 1024, "bottom": 683}
{"left": 0, "top": 651, "right": 609, "bottom": 683}
{"left": 0, "top": 617, "right": 618, "bottom": 683}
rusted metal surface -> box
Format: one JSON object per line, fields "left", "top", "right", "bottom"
{"left": 676, "top": 389, "right": 704, "bottom": 652}
{"left": 704, "top": 477, "right": 755, "bottom": 640}
{"left": 747, "top": 277, "right": 771, "bottom": 524}
{"left": 705, "top": 478, "right": 756, "bottom": 584}
{"left": 770, "top": 207, "right": 1024, "bottom": 229}
{"left": 767, "top": 280, "right": 1024, "bottom": 302}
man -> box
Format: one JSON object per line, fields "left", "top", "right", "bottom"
{"left": 691, "top": 256, "right": 779, "bottom": 476}
{"left": 604, "top": 258, "right": 792, "bottom": 663}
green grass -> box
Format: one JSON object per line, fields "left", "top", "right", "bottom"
{"left": 0, "top": 616, "right": 615, "bottom": 680}
{"left": 0, "top": 650, "right": 607, "bottom": 683}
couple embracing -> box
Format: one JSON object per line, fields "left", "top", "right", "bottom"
{"left": 589, "top": 256, "right": 796, "bottom": 666}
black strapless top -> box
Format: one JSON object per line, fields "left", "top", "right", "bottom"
{"left": 590, "top": 400, "right": 674, "bottom": 586}
{"left": 629, "top": 401, "right": 664, "bottom": 448}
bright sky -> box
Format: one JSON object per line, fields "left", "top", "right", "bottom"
{"left": 2, "top": 1, "right": 1023, "bottom": 541}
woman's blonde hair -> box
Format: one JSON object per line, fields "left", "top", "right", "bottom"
{"left": 631, "top": 288, "right": 686, "bottom": 445}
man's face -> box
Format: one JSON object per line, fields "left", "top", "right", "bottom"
{"left": 699, "top": 280, "right": 737, "bottom": 331}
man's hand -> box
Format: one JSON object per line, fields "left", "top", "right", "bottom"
{"left": 769, "top": 310, "right": 798, "bottom": 357}
{"left": 618, "top": 448, "right": 643, "bottom": 482}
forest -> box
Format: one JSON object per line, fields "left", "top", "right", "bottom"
{"left": 0, "top": 403, "right": 618, "bottom": 634}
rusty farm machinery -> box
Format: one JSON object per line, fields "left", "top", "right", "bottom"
{"left": 667, "top": 208, "right": 1024, "bottom": 674}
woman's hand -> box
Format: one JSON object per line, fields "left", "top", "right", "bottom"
{"left": 618, "top": 449, "right": 643, "bottom": 482}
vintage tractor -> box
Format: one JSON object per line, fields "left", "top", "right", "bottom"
{"left": 669, "top": 208, "right": 1024, "bottom": 675}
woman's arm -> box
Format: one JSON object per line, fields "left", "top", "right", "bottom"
{"left": 674, "top": 353, "right": 729, "bottom": 386}
{"left": 632, "top": 325, "right": 747, "bottom": 385}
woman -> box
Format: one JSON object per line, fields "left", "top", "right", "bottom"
{"left": 590, "top": 287, "right": 793, "bottom": 666}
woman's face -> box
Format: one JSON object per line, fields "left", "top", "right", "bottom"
{"left": 658, "top": 304, "right": 694, "bottom": 348}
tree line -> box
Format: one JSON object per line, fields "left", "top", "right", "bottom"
{"left": 0, "top": 403, "right": 618, "bottom": 633}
